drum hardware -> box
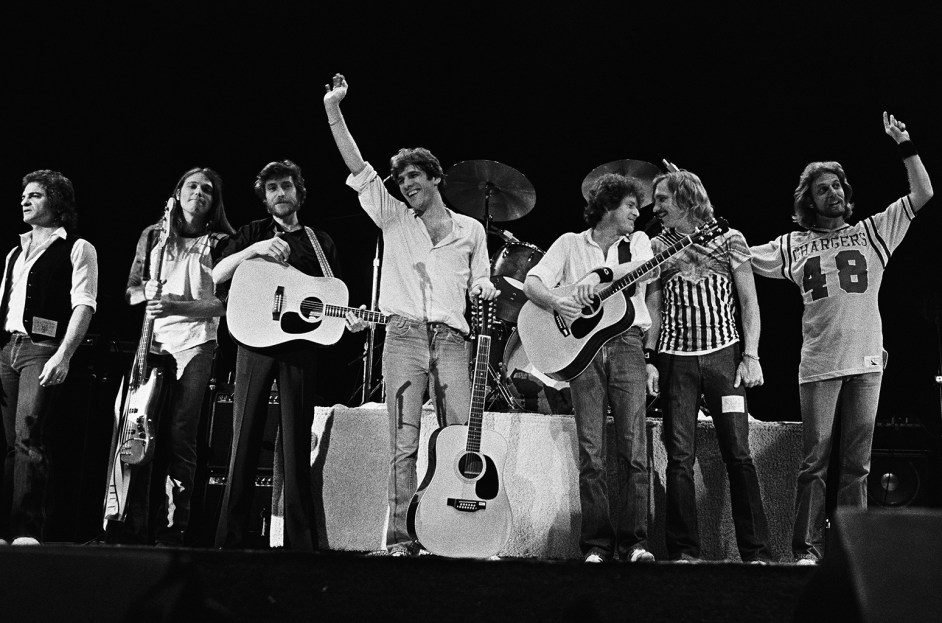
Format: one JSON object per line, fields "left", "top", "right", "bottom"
{"left": 581, "top": 159, "right": 663, "bottom": 207}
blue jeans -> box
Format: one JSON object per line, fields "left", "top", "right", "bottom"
{"left": 657, "top": 344, "right": 773, "bottom": 561}
{"left": 382, "top": 317, "right": 470, "bottom": 549}
{"left": 793, "top": 372, "right": 882, "bottom": 560}
{"left": 569, "top": 327, "right": 649, "bottom": 558}
{"left": 115, "top": 342, "right": 215, "bottom": 545}
{"left": 0, "top": 333, "right": 65, "bottom": 541}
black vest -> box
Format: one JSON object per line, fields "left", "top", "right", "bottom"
{"left": 0, "top": 236, "right": 78, "bottom": 343}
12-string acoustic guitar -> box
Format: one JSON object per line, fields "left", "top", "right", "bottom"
{"left": 407, "top": 298, "right": 514, "bottom": 558}
{"left": 517, "top": 218, "right": 729, "bottom": 382}
{"left": 104, "top": 200, "right": 173, "bottom": 525}
{"left": 226, "top": 257, "right": 388, "bottom": 348}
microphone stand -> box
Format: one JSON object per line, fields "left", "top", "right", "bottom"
{"left": 360, "top": 235, "right": 384, "bottom": 405}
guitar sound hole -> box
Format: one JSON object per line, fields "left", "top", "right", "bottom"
{"left": 457, "top": 452, "right": 484, "bottom": 479}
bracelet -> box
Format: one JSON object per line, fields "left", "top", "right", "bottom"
{"left": 898, "top": 140, "right": 917, "bottom": 159}
{"left": 643, "top": 348, "right": 656, "bottom": 364}
{"left": 592, "top": 267, "right": 614, "bottom": 283}
{"left": 742, "top": 353, "right": 760, "bottom": 362}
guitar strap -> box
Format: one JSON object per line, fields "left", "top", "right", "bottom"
{"left": 303, "top": 226, "right": 334, "bottom": 279}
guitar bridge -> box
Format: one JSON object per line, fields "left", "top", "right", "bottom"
{"left": 447, "top": 498, "right": 486, "bottom": 512}
{"left": 272, "top": 286, "right": 284, "bottom": 321}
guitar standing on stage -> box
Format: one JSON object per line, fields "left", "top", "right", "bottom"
{"left": 647, "top": 169, "right": 773, "bottom": 563}
{"left": 523, "top": 173, "right": 657, "bottom": 563}
{"left": 324, "top": 73, "right": 498, "bottom": 557}
{"left": 1, "top": 170, "right": 98, "bottom": 546}
{"left": 106, "top": 167, "right": 234, "bottom": 546}
{"left": 212, "top": 160, "right": 363, "bottom": 551}
{"left": 750, "top": 113, "right": 933, "bottom": 565}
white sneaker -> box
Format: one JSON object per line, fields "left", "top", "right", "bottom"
{"left": 12, "top": 536, "right": 40, "bottom": 546}
{"left": 628, "top": 548, "right": 655, "bottom": 563}
{"left": 584, "top": 553, "right": 605, "bottom": 563}
{"left": 795, "top": 556, "right": 819, "bottom": 566}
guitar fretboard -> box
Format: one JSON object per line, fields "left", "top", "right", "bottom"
{"left": 465, "top": 334, "right": 491, "bottom": 454}
{"left": 597, "top": 231, "right": 704, "bottom": 302}
{"left": 298, "top": 300, "right": 390, "bottom": 324}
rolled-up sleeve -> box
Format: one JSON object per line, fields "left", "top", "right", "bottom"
{"left": 70, "top": 239, "right": 99, "bottom": 312}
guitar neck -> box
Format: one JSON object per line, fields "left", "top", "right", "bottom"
{"left": 597, "top": 234, "right": 698, "bottom": 302}
{"left": 321, "top": 304, "right": 390, "bottom": 325}
{"left": 465, "top": 334, "right": 490, "bottom": 454}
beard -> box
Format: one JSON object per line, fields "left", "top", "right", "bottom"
{"left": 266, "top": 198, "right": 300, "bottom": 218}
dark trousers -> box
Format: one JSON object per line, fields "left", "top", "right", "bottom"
{"left": 0, "top": 333, "right": 64, "bottom": 541}
{"left": 657, "top": 345, "right": 773, "bottom": 562}
{"left": 215, "top": 344, "right": 318, "bottom": 551}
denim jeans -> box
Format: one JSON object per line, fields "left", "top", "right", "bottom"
{"left": 569, "top": 327, "right": 649, "bottom": 558}
{"left": 382, "top": 317, "right": 470, "bottom": 549}
{"left": 793, "top": 372, "right": 882, "bottom": 560}
{"left": 0, "top": 333, "right": 65, "bottom": 541}
{"left": 114, "top": 342, "right": 214, "bottom": 545}
{"left": 657, "top": 344, "right": 773, "bottom": 561}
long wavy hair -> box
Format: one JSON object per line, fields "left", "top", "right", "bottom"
{"left": 792, "top": 161, "right": 854, "bottom": 230}
{"left": 22, "top": 169, "right": 79, "bottom": 233}
{"left": 167, "top": 166, "right": 235, "bottom": 236}
{"left": 652, "top": 170, "right": 715, "bottom": 222}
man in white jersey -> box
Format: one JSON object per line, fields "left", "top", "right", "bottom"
{"left": 751, "top": 112, "right": 933, "bottom": 565}
{"left": 524, "top": 173, "right": 657, "bottom": 564}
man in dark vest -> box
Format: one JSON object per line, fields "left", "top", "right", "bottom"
{"left": 0, "top": 170, "right": 99, "bottom": 545}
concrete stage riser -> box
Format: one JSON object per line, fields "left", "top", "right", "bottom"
{"left": 271, "top": 406, "right": 802, "bottom": 561}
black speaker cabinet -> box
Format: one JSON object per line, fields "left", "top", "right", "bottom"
{"left": 204, "top": 387, "right": 280, "bottom": 471}
{"left": 193, "top": 471, "right": 274, "bottom": 548}
{"left": 869, "top": 420, "right": 941, "bottom": 509}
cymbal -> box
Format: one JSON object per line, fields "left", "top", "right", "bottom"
{"left": 442, "top": 160, "right": 536, "bottom": 222}
{"left": 581, "top": 159, "right": 662, "bottom": 206}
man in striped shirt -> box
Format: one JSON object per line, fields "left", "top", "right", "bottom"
{"left": 646, "top": 170, "right": 773, "bottom": 563}
{"left": 751, "top": 113, "right": 933, "bottom": 565}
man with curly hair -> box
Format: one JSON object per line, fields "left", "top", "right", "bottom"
{"left": 524, "top": 173, "right": 657, "bottom": 563}
{"left": 751, "top": 112, "right": 934, "bottom": 565}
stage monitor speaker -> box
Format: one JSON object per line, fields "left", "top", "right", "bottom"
{"left": 795, "top": 507, "right": 942, "bottom": 622}
{"left": 0, "top": 547, "right": 222, "bottom": 622}
{"left": 194, "top": 471, "right": 274, "bottom": 548}
{"left": 870, "top": 419, "right": 941, "bottom": 508}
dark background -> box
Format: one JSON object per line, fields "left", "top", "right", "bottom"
{"left": 6, "top": 3, "right": 942, "bottom": 434}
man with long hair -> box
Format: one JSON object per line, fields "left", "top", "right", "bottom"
{"left": 751, "top": 113, "right": 933, "bottom": 565}
{"left": 524, "top": 173, "right": 657, "bottom": 563}
{"left": 324, "top": 74, "right": 497, "bottom": 556}
{"left": 647, "top": 170, "right": 773, "bottom": 563}
{"left": 1, "top": 170, "right": 98, "bottom": 545}
{"left": 107, "top": 167, "right": 234, "bottom": 546}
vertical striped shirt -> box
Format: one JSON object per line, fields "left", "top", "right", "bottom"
{"left": 653, "top": 228, "right": 752, "bottom": 354}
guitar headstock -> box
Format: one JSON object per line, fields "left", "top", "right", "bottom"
{"left": 471, "top": 297, "right": 496, "bottom": 339}
{"left": 691, "top": 217, "right": 730, "bottom": 245}
{"left": 155, "top": 197, "right": 174, "bottom": 250}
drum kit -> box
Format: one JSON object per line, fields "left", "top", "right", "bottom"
{"left": 441, "top": 158, "right": 662, "bottom": 414}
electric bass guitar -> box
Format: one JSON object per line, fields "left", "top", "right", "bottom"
{"left": 407, "top": 298, "right": 514, "bottom": 558}
{"left": 104, "top": 200, "right": 173, "bottom": 524}
{"left": 226, "top": 258, "right": 389, "bottom": 348}
{"left": 517, "top": 218, "right": 729, "bottom": 382}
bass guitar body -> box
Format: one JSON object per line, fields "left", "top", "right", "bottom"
{"left": 407, "top": 425, "right": 513, "bottom": 559}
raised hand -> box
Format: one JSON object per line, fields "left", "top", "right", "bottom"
{"left": 324, "top": 73, "right": 348, "bottom": 107}
{"left": 883, "top": 111, "right": 911, "bottom": 143}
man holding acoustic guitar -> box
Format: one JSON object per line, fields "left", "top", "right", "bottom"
{"left": 211, "top": 160, "right": 360, "bottom": 551}
{"left": 523, "top": 173, "right": 658, "bottom": 564}
{"left": 324, "top": 73, "right": 498, "bottom": 557}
